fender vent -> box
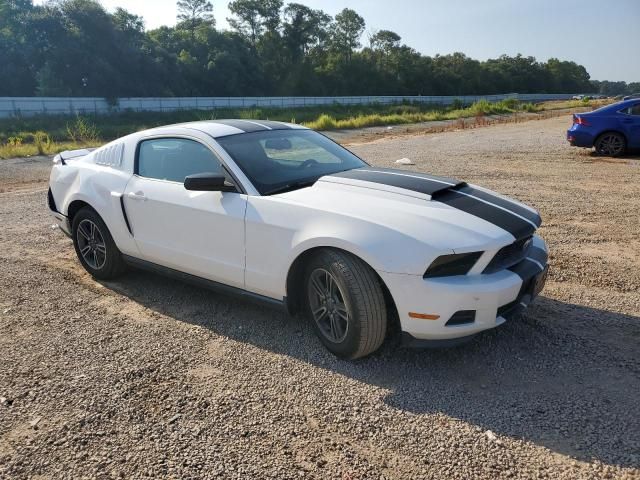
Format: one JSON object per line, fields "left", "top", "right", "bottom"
{"left": 120, "top": 196, "right": 133, "bottom": 236}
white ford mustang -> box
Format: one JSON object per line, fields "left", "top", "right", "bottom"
{"left": 48, "top": 120, "right": 548, "bottom": 358}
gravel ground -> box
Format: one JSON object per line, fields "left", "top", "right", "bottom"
{"left": 1, "top": 115, "right": 639, "bottom": 479}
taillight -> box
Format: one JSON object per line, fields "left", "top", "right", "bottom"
{"left": 573, "top": 115, "right": 591, "bottom": 126}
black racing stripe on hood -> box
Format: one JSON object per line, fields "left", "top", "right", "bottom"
{"left": 432, "top": 189, "right": 537, "bottom": 239}
{"left": 456, "top": 185, "right": 542, "bottom": 227}
{"left": 330, "top": 167, "right": 465, "bottom": 196}
{"left": 328, "top": 167, "right": 540, "bottom": 239}
{"left": 208, "top": 119, "right": 269, "bottom": 132}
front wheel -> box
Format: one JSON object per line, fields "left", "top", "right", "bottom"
{"left": 595, "top": 132, "right": 626, "bottom": 157}
{"left": 304, "top": 249, "right": 387, "bottom": 359}
{"left": 71, "top": 207, "right": 125, "bottom": 280}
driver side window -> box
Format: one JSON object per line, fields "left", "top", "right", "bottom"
{"left": 137, "top": 138, "right": 223, "bottom": 182}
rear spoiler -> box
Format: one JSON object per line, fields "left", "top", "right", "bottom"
{"left": 53, "top": 148, "right": 93, "bottom": 165}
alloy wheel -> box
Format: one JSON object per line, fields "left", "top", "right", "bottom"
{"left": 76, "top": 219, "right": 107, "bottom": 270}
{"left": 598, "top": 134, "right": 625, "bottom": 156}
{"left": 307, "top": 268, "right": 350, "bottom": 343}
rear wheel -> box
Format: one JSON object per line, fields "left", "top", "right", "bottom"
{"left": 595, "top": 132, "right": 626, "bottom": 157}
{"left": 304, "top": 249, "right": 387, "bottom": 359}
{"left": 71, "top": 207, "right": 125, "bottom": 280}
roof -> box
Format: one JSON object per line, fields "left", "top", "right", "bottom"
{"left": 173, "top": 119, "right": 307, "bottom": 138}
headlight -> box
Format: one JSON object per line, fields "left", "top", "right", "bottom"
{"left": 423, "top": 252, "right": 483, "bottom": 278}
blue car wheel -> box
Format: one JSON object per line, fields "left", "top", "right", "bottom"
{"left": 595, "top": 132, "right": 626, "bottom": 157}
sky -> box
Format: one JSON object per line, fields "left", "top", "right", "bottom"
{"left": 33, "top": 0, "right": 640, "bottom": 82}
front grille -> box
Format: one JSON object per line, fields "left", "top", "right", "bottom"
{"left": 483, "top": 235, "right": 532, "bottom": 274}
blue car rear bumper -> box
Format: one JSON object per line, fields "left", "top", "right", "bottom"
{"left": 567, "top": 129, "right": 594, "bottom": 147}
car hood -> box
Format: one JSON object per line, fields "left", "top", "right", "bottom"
{"left": 274, "top": 167, "right": 541, "bottom": 254}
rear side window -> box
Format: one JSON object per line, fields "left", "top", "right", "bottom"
{"left": 619, "top": 103, "right": 640, "bottom": 115}
{"left": 137, "top": 138, "right": 223, "bottom": 182}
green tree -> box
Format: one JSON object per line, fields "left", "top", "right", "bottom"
{"left": 177, "top": 0, "right": 214, "bottom": 38}
{"left": 0, "top": 0, "right": 630, "bottom": 99}
{"left": 369, "top": 29, "right": 401, "bottom": 53}
{"left": 0, "top": 0, "right": 37, "bottom": 95}
{"left": 545, "top": 58, "right": 591, "bottom": 93}
{"left": 627, "top": 82, "right": 640, "bottom": 94}
{"left": 330, "top": 8, "right": 365, "bottom": 62}
{"left": 227, "top": 0, "right": 282, "bottom": 45}
{"left": 283, "top": 3, "right": 330, "bottom": 59}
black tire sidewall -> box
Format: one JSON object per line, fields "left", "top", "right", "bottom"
{"left": 303, "top": 251, "right": 379, "bottom": 359}
{"left": 71, "top": 207, "right": 123, "bottom": 280}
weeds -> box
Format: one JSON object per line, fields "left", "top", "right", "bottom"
{"left": 303, "top": 99, "right": 534, "bottom": 130}
{"left": 66, "top": 115, "right": 100, "bottom": 143}
{"left": 34, "top": 131, "right": 52, "bottom": 154}
{"left": 0, "top": 139, "right": 101, "bottom": 159}
{"left": 521, "top": 102, "right": 539, "bottom": 112}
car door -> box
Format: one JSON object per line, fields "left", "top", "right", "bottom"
{"left": 619, "top": 102, "right": 640, "bottom": 148}
{"left": 123, "top": 136, "right": 247, "bottom": 289}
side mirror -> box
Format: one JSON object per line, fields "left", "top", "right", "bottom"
{"left": 184, "top": 173, "right": 237, "bottom": 192}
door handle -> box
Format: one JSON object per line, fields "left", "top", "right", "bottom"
{"left": 621, "top": 119, "right": 633, "bottom": 123}
{"left": 127, "top": 191, "right": 147, "bottom": 201}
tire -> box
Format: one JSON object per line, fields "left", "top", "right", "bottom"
{"left": 71, "top": 207, "right": 126, "bottom": 280}
{"left": 595, "top": 132, "right": 626, "bottom": 157}
{"left": 304, "top": 249, "right": 387, "bottom": 359}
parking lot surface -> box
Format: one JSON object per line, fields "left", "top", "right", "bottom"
{"left": 1, "top": 115, "right": 639, "bottom": 479}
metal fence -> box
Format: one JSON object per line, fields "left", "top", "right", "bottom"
{"left": 0, "top": 93, "right": 584, "bottom": 118}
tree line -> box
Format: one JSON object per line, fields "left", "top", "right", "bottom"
{"left": 1, "top": 0, "right": 638, "bottom": 98}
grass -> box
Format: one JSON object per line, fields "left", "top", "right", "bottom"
{"left": 537, "top": 97, "right": 610, "bottom": 111}
{"left": 303, "top": 98, "right": 535, "bottom": 130}
{"left": 0, "top": 140, "right": 102, "bottom": 159}
{"left": 0, "top": 98, "right": 611, "bottom": 158}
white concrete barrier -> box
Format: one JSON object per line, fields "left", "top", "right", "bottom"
{"left": 0, "top": 93, "right": 584, "bottom": 118}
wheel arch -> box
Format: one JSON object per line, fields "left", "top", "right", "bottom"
{"left": 284, "top": 246, "right": 400, "bottom": 335}
{"left": 62, "top": 188, "right": 137, "bottom": 255}
{"left": 67, "top": 199, "right": 96, "bottom": 222}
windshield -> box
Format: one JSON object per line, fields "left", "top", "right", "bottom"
{"left": 216, "top": 129, "right": 367, "bottom": 195}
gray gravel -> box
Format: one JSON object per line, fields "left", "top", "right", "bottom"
{"left": 1, "top": 115, "right": 639, "bottom": 479}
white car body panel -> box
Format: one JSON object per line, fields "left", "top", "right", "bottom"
{"left": 48, "top": 120, "right": 549, "bottom": 344}
{"left": 123, "top": 177, "right": 247, "bottom": 288}
{"left": 244, "top": 178, "right": 514, "bottom": 300}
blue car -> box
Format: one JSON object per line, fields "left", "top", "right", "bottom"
{"left": 567, "top": 99, "right": 640, "bottom": 156}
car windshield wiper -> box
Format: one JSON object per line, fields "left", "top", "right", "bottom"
{"left": 263, "top": 179, "right": 318, "bottom": 196}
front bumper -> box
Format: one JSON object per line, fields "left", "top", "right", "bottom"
{"left": 47, "top": 188, "right": 71, "bottom": 237}
{"left": 380, "top": 235, "right": 549, "bottom": 342}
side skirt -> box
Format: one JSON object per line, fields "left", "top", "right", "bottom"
{"left": 121, "top": 254, "right": 287, "bottom": 312}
